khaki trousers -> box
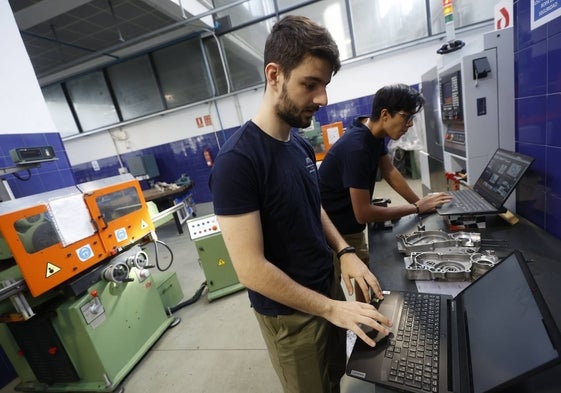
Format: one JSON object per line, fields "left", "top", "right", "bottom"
{"left": 253, "top": 274, "right": 346, "bottom": 393}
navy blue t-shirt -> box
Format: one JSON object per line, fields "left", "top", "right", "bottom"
{"left": 209, "top": 121, "right": 333, "bottom": 316}
{"left": 319, "top": 117, "right": 388, "bottom": 234}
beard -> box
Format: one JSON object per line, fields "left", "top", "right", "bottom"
{"left": 275, "top": 83, "right": 318, "bottom": 129}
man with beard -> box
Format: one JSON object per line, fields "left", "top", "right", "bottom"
{"left": 319, "top": 84, "right": 452, "bottom": 302}
{"left": 209, "top": 15, "right": 392, "bottom": 393}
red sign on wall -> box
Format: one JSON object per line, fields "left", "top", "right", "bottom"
{"left": 196, "top": 117, "right": 204, "bottom": 128}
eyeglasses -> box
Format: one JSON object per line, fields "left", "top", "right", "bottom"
{"left": 397, "top": 112, "right": 415, "bottom": 124}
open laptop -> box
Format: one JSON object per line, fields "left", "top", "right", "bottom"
{"left": 436, "top": 149, "right": 534, "bottom": 216}
{"left": 346, "top": 250, "right": 561, "bottom": 393}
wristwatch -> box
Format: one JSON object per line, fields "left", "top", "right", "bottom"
{"left": 336, "top": 246, "right": 356, "bottom": 259}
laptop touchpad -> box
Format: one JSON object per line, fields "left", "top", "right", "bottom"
{"left": 366, "top": 293, "right": 400, "bottom": 341}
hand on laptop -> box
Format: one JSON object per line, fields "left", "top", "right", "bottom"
{"left": 416, "top": 192, "right": 453, "bottom": 212}
{"left": 330, "top": 254, "right": 392, "bottom": 346}
{"left": 323, "top": 298, "right": 393, "bottom": 347}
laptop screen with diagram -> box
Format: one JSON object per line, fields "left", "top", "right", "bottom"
{"left": 472, "top": 148, "right": 534, "bottom": 209}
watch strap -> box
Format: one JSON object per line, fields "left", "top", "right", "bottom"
{"left": 336, "top": 246, "right": 356, "bottom": 259}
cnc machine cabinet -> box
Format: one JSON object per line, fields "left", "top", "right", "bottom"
{"left": 187, "top": 214, "right": 244, "bottom": 301}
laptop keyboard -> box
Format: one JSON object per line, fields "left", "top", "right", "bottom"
{"left": 385, "top": 292, "right": 440, "bottom": 392}
{"left": 451, "top": 189, "right": 493, "bottom": 211}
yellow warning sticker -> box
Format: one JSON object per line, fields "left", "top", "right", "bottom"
{"left": 141, "top": 220, "right": 149, "bottom": 230}
{"left": 217, "top": 258, "right": 226, "bottom": 266}
{"left": 46, "top": 262, "right": 61, "bottom": 278}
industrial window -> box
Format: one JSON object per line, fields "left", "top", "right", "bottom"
{"left": 212, "top": 0, "right": 274, "bottom": 29}
{"left": 106, "top": 55, "right": 164, "bottom": 121}
{"left": 281, "top": 0, "right": 352, "bottom": 61}
{"left": 350, "top": 0, "right": 429, "bottom": 55}
{"left": 152, "top": 38, "right": 213, "bottom": 109}
{"left": 429, "top": 0, "right": 494, "bottom": 35}
{"left": 205, "top": 21, "right": 267, "bottom": 93}
{"left": 65, "top": 71, "right": 120, "bottom": 131}
{"left": 50, "top": 0, "right": 494, "bottom": 137}
{"left": 42, "top": 84, "right": 79, "bottom": 137}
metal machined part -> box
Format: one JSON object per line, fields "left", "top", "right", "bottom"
{"left": 471, "top": 251, "right": 500, "bottom": 279}
{"left": 404, "top": 252, "right": 473, "bottom": 281}
{"left": 396, "top": 230, "right": 481, "bottom": 255}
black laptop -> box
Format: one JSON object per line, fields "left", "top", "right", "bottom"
{"left": 346, "top": 250, "right": 561, "bottom": 393}
{"left": 436, "top": 149, "right": 534, "bottom": 216}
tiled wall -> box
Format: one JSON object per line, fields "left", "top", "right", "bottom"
{"left": 71, "top": 130, "right": 235, "bottom": 204}
{"left": 0, "top": 133, "right": 75, "bottom": 199}
{"left": 514, "top": 0, "right": 561, "bottom": 239}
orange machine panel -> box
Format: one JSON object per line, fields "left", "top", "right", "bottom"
{"left": 0, "top": 204, "right": 108, "bottom": 297}
{"left": 319, "top": 122, "right": 344, "bottom": 159}
{"left": 82, "top": 179, "right": 155, "bottom": 253}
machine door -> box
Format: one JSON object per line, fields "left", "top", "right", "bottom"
{"left": 0, "top": 205, "right": 107, "bottom": 297}
{"left": 83, "top": 180, "right": 154, "bottom": 252}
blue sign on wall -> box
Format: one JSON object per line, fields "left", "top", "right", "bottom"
{"left": 532, "top": 0, "right": 561, "bottom": 30}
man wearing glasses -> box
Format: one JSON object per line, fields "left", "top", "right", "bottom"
{"left": 319, "top": 83, "right": 451, "bottom": 302}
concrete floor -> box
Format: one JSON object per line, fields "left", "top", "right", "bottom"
{"left": 1, "top": 178, "right": 421, "bottom": 393}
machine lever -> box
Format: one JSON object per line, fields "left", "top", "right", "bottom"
{"left": 0, "top": 279, "right": 27, "bottom": 302}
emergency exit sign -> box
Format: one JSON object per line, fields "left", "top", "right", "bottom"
{"left": 531, "top": 0, "right": 561, "bottom": 30}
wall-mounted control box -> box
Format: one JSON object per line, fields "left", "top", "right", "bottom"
{"left": 10, "top": 146, "right": 57, "bottom": 164}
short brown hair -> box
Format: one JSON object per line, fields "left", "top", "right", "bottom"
{"left": 264, "top": 15, "right": 341, "bottom": 79}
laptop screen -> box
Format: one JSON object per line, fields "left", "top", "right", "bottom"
{"left": 472, "top": 149, "right": 534, "bottom": 209}
{"left": 460, "top": 252, "right": 560, "bottom": 392}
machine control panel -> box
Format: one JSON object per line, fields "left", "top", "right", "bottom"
{"left": 187, "top": 214, "right": 221, "bottom": 240}
{"left": 80, "top": 296, "right": 105, "bottom": 328}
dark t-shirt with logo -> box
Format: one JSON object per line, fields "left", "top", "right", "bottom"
{"left": 209, "top": 120, "right": 333, "bottom": 316}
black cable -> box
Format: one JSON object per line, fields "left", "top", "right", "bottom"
{"left": 168, "top": 281, "right": 207, "bottom": 313}
{"left": 153, "top": 239, "right": 174, "bottom": 271}
{"left": 12, "top": 169, "right": 32, "bottom": 181}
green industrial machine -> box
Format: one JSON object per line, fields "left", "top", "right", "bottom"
{"left": 186, "top": 214, "right": 244, "bottom": 301}
{"left": 0, "top": 246, "right": 179, "bottom": 392}
{"left": 0, "top": 175, "right": 185, "bottom": 392}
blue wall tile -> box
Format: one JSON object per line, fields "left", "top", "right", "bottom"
{"left": 546, "top": 93, "right": 561, "bottom": 146}
{"left": 546, "top": 146, "right": 561, "bottom": 196}
{"left": 547, "top": 32, "right": 561, "bottom": 93}
{"left": 516, "top": 96, "right": 546, "bottom": 144}
{"left": 516, "top": 142, "right": 546, "bottom": 227}
{"left": 548, "top": 11, "right": 561, "bottom": 37}
{"left": 517, "top": 40, "right": 548, "bottom": 97}
{"left": 515, "top": 0, "right": 547, "bottom": 51}
{"left": 515, "top": 5, "right": 561, "bottom": 241}
{"left": 0, "top": 133, "right": 75, "bottom": 199}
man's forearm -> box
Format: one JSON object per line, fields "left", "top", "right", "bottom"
{"left": 243, "top": 257, "right": 334, "bottom": 318}
{"left": 320, "top": 206, "right": 349, "bottom": 254}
